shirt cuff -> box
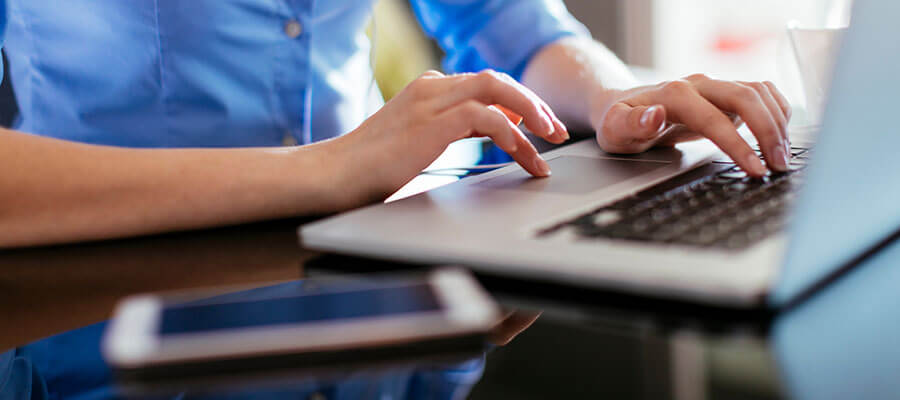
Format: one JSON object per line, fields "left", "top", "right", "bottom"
{"left": 445, "top": 0, "right": 590, "bottom": 80}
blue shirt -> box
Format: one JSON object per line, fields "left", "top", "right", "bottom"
{"left": 0, "top": 0, "right": 587, "bottom": 147}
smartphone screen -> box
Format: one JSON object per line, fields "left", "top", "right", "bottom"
{"left": 159, "top": 281, "right": 441, "bottom": 335}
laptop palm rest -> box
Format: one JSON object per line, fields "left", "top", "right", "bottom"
{"left": 475, "top": 156, "right": 670, "bottom": 195}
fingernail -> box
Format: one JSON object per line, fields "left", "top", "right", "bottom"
{"left": 745, "top": 153, "right": 767, "bottom": 176}
{"left": 542, "top": 115, "right": 555, "bottom": 136}
{"left": 770, "top": 145, "right": 790, "bottom": 171}
{"left": 534, "top": 156, "right": 551, "bottom": 176}
{"left": 555, "top": 117, "right": 570, "bottom": 140}
{"left": 641, "top": 106, "right": 659, "bottom": 127}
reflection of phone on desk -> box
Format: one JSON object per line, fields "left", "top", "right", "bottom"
{"left": 102, "top": 268, "right": 499, "bottom": 386}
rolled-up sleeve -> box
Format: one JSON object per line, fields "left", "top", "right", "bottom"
{"left": 410, "top": 0, "right": 589, "bottom": 80}
{"left": 0, "top": 0, "right": 6, "bottom": 79}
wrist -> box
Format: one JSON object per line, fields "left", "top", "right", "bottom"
{"left": 276, "top": 138, "right": 350, "bottom": 215}
{"left": 303, "top": 132, "right": 385, "bottom": 213}
{"left": 587, "top": 86, "right": 626, "bottom": 131}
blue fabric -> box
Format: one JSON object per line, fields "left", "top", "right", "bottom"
{"left": 410, "top": 0, "right": 588, "bottom": 80}
{"left": 0, "top": 348, "right": 49, "bottom": 400}
{"left": 0, "top": 0, "right": 5, "bottom": 78}
{"left": 2, "top": 279, "right": 487, "bottom": 399}
{"left": 0, "top": 0, "right": 586, "bottom": 148}
{"left": 5, "top": 322, "right": 485, "bottom": 400}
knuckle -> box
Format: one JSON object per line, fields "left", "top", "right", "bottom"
{"left": 748, "top": 81, "right": 767, "bottom": 91}
{"left": 476, "top": 70, "right": 501, "bottom": 82}
{"left": 600, "top": 120, "right": 629, "bottom": 147}
{"left": 685, "top": 73, "right": 710, "bottom": 82}
{"left": 467, "top": 102, "right": 502, "bottom": 127}
{"left": 731, "top": 86, "right": 761, "bottom": 107}
{"left": 600, "top": 113, "right": 618, "bottom": 137}
{"left": 474, "top": 72, "right": 500, "bottom": 90}
{"left": 476, "top": 69, "right": 516, "bottom": 89}
{"left": 759, "top": 128, "right": 782, "bottom": 144}
{"left": 478, "top": 69, "right": 501, "bottom": 78}
{"left": 661, "top": 79, "right": 694, "bottom": 97}
{"left": 458, "top": 100, "right": 483, "bottom": 116}
{"left": 405, "top": 78, "right": 430, "bottom": 98}
{"left": 493, "top": 70, "right": 515, "bottom": 83}
{"left": 735, "top": 84, "right": 759, "bottom": 99}
{"left": 421, "top": 69, "right": 443, "bottom": 78}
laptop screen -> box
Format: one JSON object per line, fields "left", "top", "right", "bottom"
{"left": 771, "top": 0, "right": 900, "bottom": 306}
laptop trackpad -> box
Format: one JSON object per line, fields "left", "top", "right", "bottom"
{"left": 476, "top": 156, "right": 668, "bottom": 195}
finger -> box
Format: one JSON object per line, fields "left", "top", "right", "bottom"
{"left": 436, "top": 70, "right": 563, "bottom": 142}
{"left": 505, "top": 119, "right": 553, "bottom": 177}
{"left": 763, "top": 80, "right": 792, "bottom": 121}
{"left": 419, "top": 69, "right": 445, "bottom": 79}
{"left": 691, "top": 79, "right": 789, "bottom": 172}
{"left": 539, "top": 101, "right": 570, "bottom": 144}
{"left": 739, "top": 81, "right": 789, "bottom": 142}
{"left": 435, "top": 71, "right": 568, "bottom": 143}
{"left": 629, "top": 80, "right": 767, "bottom": 176}
{"left": 598, "top": 103, "right": 666, "bottom": 153}
{"left": 488, "top": 71, "right": 569, "bottom": 142}
{"left": 439, "top": 101, "right": 550, "bottom": 177}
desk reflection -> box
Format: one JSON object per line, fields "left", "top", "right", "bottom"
{"left": 4, "top": 307, "right": 486, "bottom": 400}
{"left": 773, "top": 232, "right": 900, "bottom": 400}
{"left": 0, "top": 220, "right": 536, "bottom": 400}
{"left": 0, "top": 220, "right": 313, "bottom": 351}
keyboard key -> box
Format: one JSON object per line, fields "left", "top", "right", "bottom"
{"left": 545, "top": 160, "right": 807, "bottom": 250}
{"left": 719, "top": 169, "right": 749, "bottom": 180}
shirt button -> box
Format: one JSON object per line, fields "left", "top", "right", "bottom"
{"left": 282, "top": 131, "right": 298, "bottom": 146}
{"left": 284, "top": 20, "right": 303, "bottom": 38}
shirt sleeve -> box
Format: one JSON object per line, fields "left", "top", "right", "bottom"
{"left": 409, "top": 0, "right": 590, "bottom": 80}
{"left": 0, "top": 0, "right": 6, "bottom": 79}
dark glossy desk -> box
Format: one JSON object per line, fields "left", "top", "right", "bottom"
{"left": 3, "top": 211, "right": 897, "bottom": 400}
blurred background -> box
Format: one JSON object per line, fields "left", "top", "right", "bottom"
{"left": 372, "top": 0, "right": 853, "bottom": 126}
{"left": 0, "top": 0, "right": 854, "bottom": 129}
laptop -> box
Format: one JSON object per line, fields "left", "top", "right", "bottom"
{"left": 302, "top": 0, "right": 900, "bottom": 308}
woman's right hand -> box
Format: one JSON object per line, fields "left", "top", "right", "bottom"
{"left": 327, "top": 70, "right": 569, "bottom": 209}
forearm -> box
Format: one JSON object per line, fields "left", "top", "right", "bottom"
{"left": 521, "top": 36, "right": 639, "bottom": 132}
{"left": 0, "top": 129, "right": 344, "bottom": 247}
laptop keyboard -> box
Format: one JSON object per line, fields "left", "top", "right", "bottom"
{"left": 538, "top": 146, "right": 810, "bottom": 250}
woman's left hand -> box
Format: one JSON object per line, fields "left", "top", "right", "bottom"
{"left": 590, "top": 74, "right": 792, "bottom": 177}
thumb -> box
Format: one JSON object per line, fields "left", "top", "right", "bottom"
{"left": 600, "top": 103, "right": 667, "bottom": 152}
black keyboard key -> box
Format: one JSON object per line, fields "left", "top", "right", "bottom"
{"left": 542, "top": 160, "right": 808, "bottom": 250}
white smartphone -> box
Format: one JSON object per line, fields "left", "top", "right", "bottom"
{"left": 102, "top": 268, "right": 500, "bottom": 382}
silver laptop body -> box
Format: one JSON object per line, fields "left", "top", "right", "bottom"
{"left": 302, "top": 0, "right": 900, "bottom": 307}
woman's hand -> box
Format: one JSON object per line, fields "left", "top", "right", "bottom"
{"left": 329, "top": 70, "right": 569, "bottom": 208}
{"left": 591, "top": 74, "right": 792, "bottom": 177}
